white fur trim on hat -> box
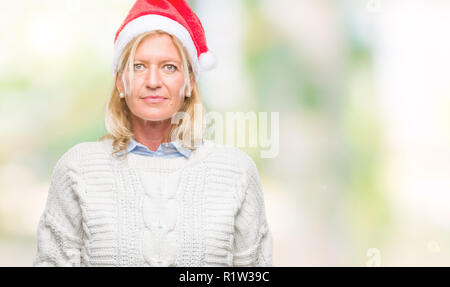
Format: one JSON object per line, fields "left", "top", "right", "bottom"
{"left": 112, "top": 14, "right": 199, "bottom": 77}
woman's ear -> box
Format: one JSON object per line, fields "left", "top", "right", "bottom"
{"left": 116, "top": 73, "right": 124, "bottom": 94}
{"left": 189, "top": 73, "right": 195, "bottom": 95}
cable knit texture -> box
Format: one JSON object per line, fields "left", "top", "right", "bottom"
{"left": 33, "top": 139, "right": 272, "bottom": 267}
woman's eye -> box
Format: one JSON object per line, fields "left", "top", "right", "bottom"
{"left": 134, "top": 64, "right": 145, "bottom": 70}
{"left": 164, "top": 64, "right": 178, "bottom": 72}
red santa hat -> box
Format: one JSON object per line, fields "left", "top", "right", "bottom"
{"left": 112, "top": 0, "right": 217, "bottom": 78}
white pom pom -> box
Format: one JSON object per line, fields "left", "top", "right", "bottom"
{"left": 199, "top": 51, "right": 218, "bottom": 71}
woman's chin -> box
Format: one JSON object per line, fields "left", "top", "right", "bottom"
{"left": 138, "top": 112, "right": 172, "bottom": 122}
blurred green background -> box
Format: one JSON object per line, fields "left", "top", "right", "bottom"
{"left": 1, "top": 0, "right": 450, "bottom": 266}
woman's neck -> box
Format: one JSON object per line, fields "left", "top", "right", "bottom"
{"left": 131, "top": 117, "right": 173, "bottom": 151}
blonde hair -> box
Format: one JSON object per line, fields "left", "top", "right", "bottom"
{"left": 99, "top": 30, "right": 206, "bottom": 159}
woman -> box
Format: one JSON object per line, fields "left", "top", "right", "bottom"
{"left": 33, "top": 0, "right": 272, "bottom": 267}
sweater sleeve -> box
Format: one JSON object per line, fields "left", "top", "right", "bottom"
{"left": 33, "top": 151, "right": 84, "bottom": 267}
{"left": 232, "top": 155, "right": 273, "bottom": 267}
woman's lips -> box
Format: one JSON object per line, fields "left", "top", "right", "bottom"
{"left": 141, "top": 96, "right": 167, "bottom": 103}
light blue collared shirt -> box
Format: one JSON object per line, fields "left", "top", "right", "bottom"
{"left": 119, "top": 137, "right": 193, "bottom": 158}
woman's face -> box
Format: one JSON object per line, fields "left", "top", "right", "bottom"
{"left": 116, "top": 33, "right": 192, "bottom": 122}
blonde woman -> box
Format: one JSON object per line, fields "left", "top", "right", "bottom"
{"left": 33, "top": 0, "right": 272, "bottom": 267}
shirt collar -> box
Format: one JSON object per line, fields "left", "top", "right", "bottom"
{"left": 126, "top": 137, "right": 193, "bottom": 158}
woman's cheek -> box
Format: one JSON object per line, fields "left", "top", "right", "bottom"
{"left": 167, "top": 98, "right": 177, "bottom": 107}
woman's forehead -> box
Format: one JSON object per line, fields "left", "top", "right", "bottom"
{"left": 135, "top": 33, "right": 181, "bottom": 62}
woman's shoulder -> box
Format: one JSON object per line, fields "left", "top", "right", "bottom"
{"left": 55, "top": 140, "right": 110, "bottom": 168}
{"left": 202, "top": 140, "right": 258, "bottom": 173}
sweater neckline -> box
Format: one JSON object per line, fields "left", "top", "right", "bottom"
{"left": 101, "top": 138, "right": 216, "bottom": 171}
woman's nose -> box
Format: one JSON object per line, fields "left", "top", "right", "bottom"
{"left": 146, "top": 66, "right": 162, "bottom": 88}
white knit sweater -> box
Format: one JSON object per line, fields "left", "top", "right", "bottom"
{"left": 33, "top": 139, "right": 273, "bottom": 267}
